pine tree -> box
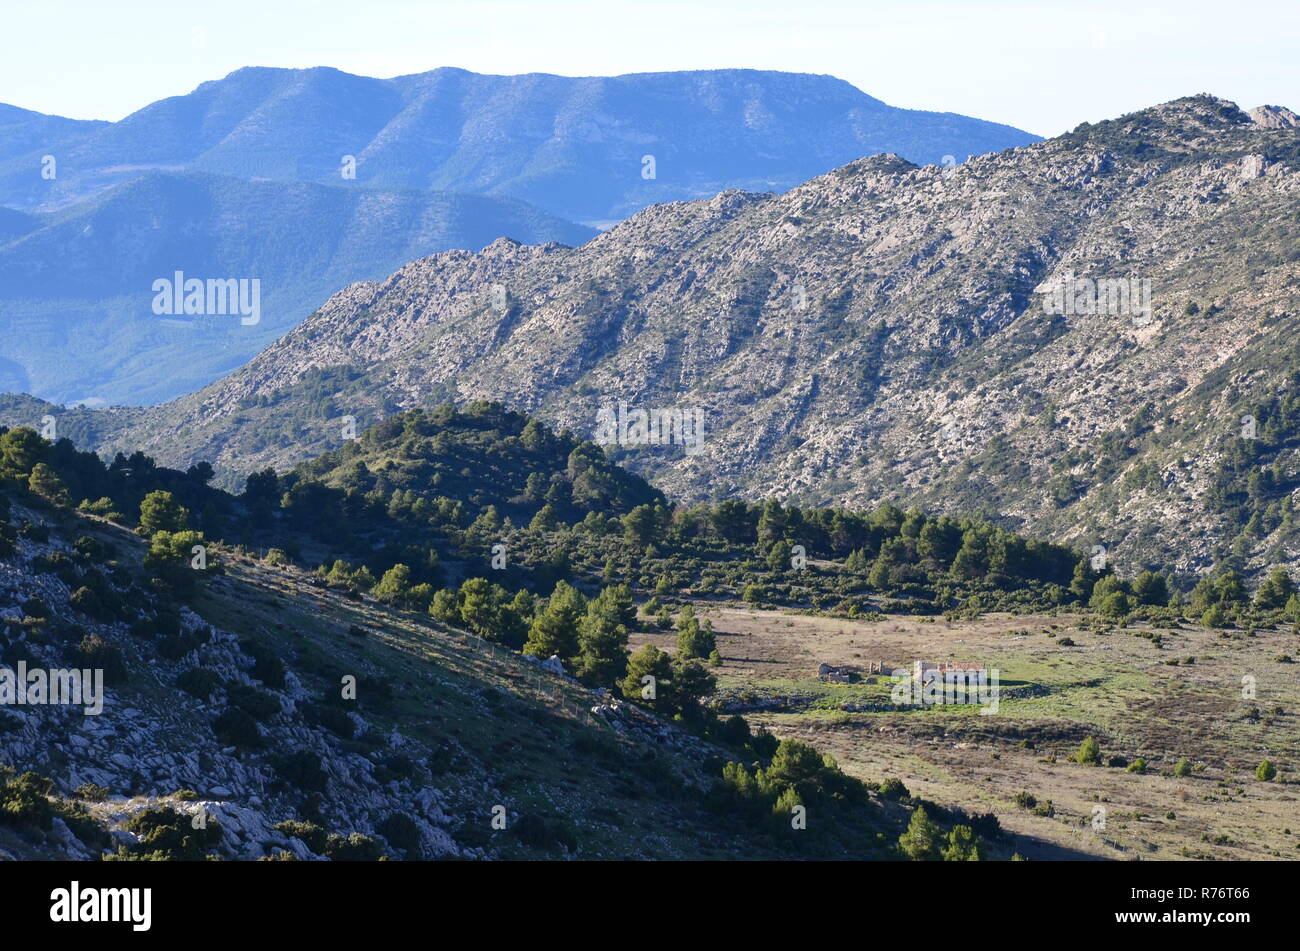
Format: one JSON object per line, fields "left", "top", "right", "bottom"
{"left": 529, "top": 504, "right": 559, "bottom": 532}
{"left": 1253, "top": 567, "right": 1295, "bottom": 611}
{"left": 756, "top": 500, "right": 787, "bottom": 550}
{"left": 465, "top": 505, "right": 502, "bottom": 546}
{"left": 1132, "top": 570, "right": 1170, "bottom": 606}
{"left": 429, "top": 588, "right": 460, "bottom": 623}
{"left": 372, "top": 564, "right": 412, "bottom": 604}
{"left": 721, "top": 761, "right": 760, "bottom": 801}
{"left": 326, "top": 560, "right": 356, "bottom": 588}
{"left": 621, "top": 643, "right": 673, "bottom": 712}
{"left": 138, "top": 490, "right": 189, "bottom": 536}
{"left": 762, "top": 739, "right": 827, "bottom": 802}
{"left": 942, "top": 825, "right": 982, "bottom": 861}
{"left": 772, "top": 786, "right": 802, "bottom": 825}
{"left": 523, "top": 581, "right": 586, "bottom": 662}
{"left": 767, "top": 539, "right": 793, "bottom": 572}
{"left": 574, "top": 586, "right": 632, "bottom": 687}
{"left": 671, "top": 657, "right": 716, "bottom": 719}
{"left": 456, "top": 577, "right": 496, "bottom": 637}
{"left": 675, "top": 605, "right": 716, "bottom": 659}
{"left": 27, "top": 463, "right": 70, "bottom": 507}
{"left": 622, "top": 504, "right": 662, "bottom": 547}
{"left": 899, "top": 806, "right": 942, "bottom": 861}
{"left": 1069, "top": 558, "right": 1095, "bottom": 601}
{"left": 144, "top": 529, "right": 208, "bottom": 597}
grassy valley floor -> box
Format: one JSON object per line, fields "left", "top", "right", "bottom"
{"left": 633, "top": 606, "right": 1300, "bottom": 860}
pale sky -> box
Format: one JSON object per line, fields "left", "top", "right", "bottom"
{"left": 3, "top": 0, "right": 1297, "bottom": 136}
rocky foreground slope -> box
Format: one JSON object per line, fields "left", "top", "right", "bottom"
{"left": 8, "top": 95, "right": 1300, "bottom": 579}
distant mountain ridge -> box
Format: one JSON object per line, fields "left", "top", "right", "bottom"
{"left": 0, "top": 102, "right": 108, "bottom": 167}
{"left": 0, "top": 170, "right": 594, "bottom": 404}
{"left": 0, "top": 66, "right": 1041, "bottom": 222}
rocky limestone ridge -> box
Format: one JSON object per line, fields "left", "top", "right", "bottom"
{"left": 1249, "top": 105, "right": 1300, "bottom": 129}
{"left": 10, "top": 94, "right": 1300, "bottom": 580}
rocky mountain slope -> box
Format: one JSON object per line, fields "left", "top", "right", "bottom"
{"left": 8, "top": 95, "right": 1299, "bottom": 579}
{"left": 0, "top": 502, "right": 760, "bottom": 860}
{"left": 0, "top": 67, "right": 1039, "bottom": 223}
{"left": 0, "top": 171, "right": 593, "bottom": 405}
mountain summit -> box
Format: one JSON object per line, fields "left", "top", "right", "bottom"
{"left": 0, "top": 67, "right": 1039, "bottom": 222}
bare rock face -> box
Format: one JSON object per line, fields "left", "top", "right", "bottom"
{"left": 16, "top": 95, "right": 1300, "bottom": 578}
{"left": 1249, "top": 105, "right": 1300, "bottom": 129}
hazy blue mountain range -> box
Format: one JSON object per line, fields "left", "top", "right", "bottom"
{"left": 0, "top": 67, "right": 1040, "bottom": 223}
{"left": 0, "top": 171, "right": 595, "bottom": 405}
{"left": 0, "top": 102, "right": 107, "bottom": 167}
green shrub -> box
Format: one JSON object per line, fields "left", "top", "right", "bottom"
{"left": 879, "top": 778, "right": 910, "bottom": 801}
{"left": 78, "top": 498, "right": 122, "bottom": 520}
{"left": 158, "top": 633, "right": 202, "bottom": 661}
{"left": 512, "top": 813, "right": 578, "bottom": 852}
{"left": 20, "top": 598, "right": 49, "bottom": 619}
{"left": 1076, "top": 736, "right": 1102, "bottom": 765}
{"left": 239, "top": 639, "right": 286, "bottom": 689}
{"left": 718, "top": 714, "right": 751, "bottom": 747}
{"left": 68, "top": 582, "right": 109, "bottom": 621}
{"left": 750, "top": 726, "right": 779, "bottom": 759}
{"left": 275, "top": 819, "right": 328, "bottom": 853}
{"left": 177, "top": 667, "right": 223, "bottom": 700}
{"left": 120, "top": 806, "right": 221, "bottom": 860}
{"left": 212, "top": 708, "right": 262, "bottom": 749}
{"left": 0, "top": 771, "right": 56, "bottom": 830}
{"left": 73, "top": 782, "right": 111, "bottom": 802}
{"left": 76, "top": 634, "right": 128, "bottom": 684}
{"left": 225, "top": 684, "right": 281, "bottom": 720}
{"left": 308, "top": 702, "right": 355, "bottom": 739}
{"left": 323, "top": 832, "right": 384, "bottom": 861}
{"left": 377, "top": 813, "right": 421, "bottom": 856}
{"left": 270, "top": 751, "right": 328, "bottom": 793}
